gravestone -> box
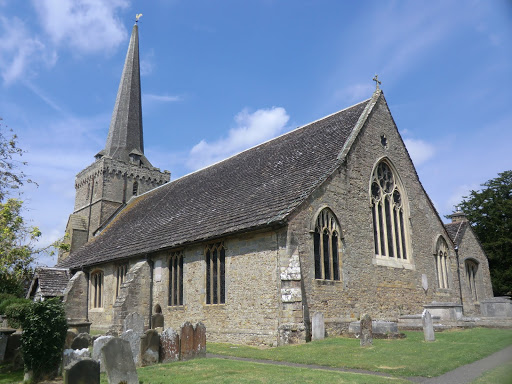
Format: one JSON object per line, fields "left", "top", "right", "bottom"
{"left": 422, "top": 309, "right": 435, "bottom": 342}
{"left": 92, "top": 335, "right": 113, "bottom": 373}
{"left": 140, "top": 329, "right": 160, "bottom": 366}
{"left": 123, "top": 312, "right": 145, "bottom": 334}
{"left": 64, "top": 358, "right": 100, "bottom": 384}
{"left": 121, "top": 329, "right": 142, "bottom": 366}
{"left": 64, "top": 329, "right": 78, "bottom": 349}
{"left": 180, "top": 322, "right": 195, "bottom": 361}
{"left": 194, "top": 322, "right": 206, "bottom": 357}
{"left": 71, "top": 332, "right": 91, "bottom": 350}
{"left": 360, "top": 314, "right": 373, "bottom": 347}
{"left": 101, "top": 338, "right": 138, "bottom": 384}
{"left": 312, "top": 312, "right": 325, "bottom": 341}
{"left": 62, "top": 348, "right": 90, "bottom": 369}
{"left": 160, "top": 327, "right": 180, "bottom": 363}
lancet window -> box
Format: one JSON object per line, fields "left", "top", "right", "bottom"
{"left": 465, "top": 260, "right": 479, "bottom": 301}
{"left": 90, "top": 271, "right": 104, "bottom": 308}
{"left": 206, "top": 243, "right": 225, "bottom": 305}
{"left": 370, "top": 160, "right": 409, "bottom": 261}
{"left": 435, "top": 237, "right": 449, "bottom": 289}
{"left": 314, "top": 208, "right": 340, "bottom": 280}
{"left": 169, "top": 251, "right": 184, "bottom": 306}
{"left": 115, "top": 264, "right": 128, "bottom": 298}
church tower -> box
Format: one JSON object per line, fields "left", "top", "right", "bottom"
{"left": 60, "top": 22, "right": 170, "bottom": 260}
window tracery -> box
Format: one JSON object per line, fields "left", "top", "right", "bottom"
{"left": 314, "top": 209, "right": 340, "bottom": 280}
{"left": 435, "top": 237, "right": 449, "bottom": 289}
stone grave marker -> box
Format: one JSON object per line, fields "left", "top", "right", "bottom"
{"left": 312, "top": 312, "right": 325, "bottom": 341}
{"left": 180, "top": 321, "right": 195, "bottom": 361}
{"left": 101, "top": 338, "right": 139, "bottom": 384}
{"left": 64, "top": 358, "right": 100, "bottom": 384}
{"left": 124, "top": 312, "right": 145, "bottom": 334}
{"left": 71, "top": 332, "right": 91, "bottom": 350}
{"left": 140, "top": 329, "right": 160, "bottom": 366}
{"left": 422, "top": 309, "right": 435, "bottom": 342}
{"left": 360, "top": 314, "right": 373, "bottom": 347}
{"left": 194, "top": 322, "right": 206, "bottom": 357}
{"left": 121, "top": 329, "right": 142, "bottom": 366}
{"left": 64, "top": 329, "right": 78, "bottom": 349}
{"left": 160, "top": 327, "right": 180, "bottom": 363}
{"left": 62, "top": 348, "right": 90, "bottom": 369}
{"left": 92, "top": 335, "right": 113, "bottom": 372}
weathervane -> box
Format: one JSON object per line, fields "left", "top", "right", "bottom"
{"left": 373, "top": 74, "right": 382, "bottom": 90}
{"left": 135, "top": 13, "right": 143, "bottom": 23}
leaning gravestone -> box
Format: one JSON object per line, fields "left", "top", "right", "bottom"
{"left": 121, "top": 329, "right": 142, "bottom": 366}
{"left": 64, "top": 358, "right": 100, "bottom": 384}
{"left": 124, "top": 312, "right": 145, "bottom": 334}
{"left": 422, "top": 309, "right": 435, "bottom": 342}
{"left": 62, "top": 348, "right": 90, "bottom": 369}
{"left": 180, "top": 322, "right": 195, "bottom": 361}
{"left": 193, "top": 322, "right": 206, "bottom": 358}
{"left": 101, "top": 338, "right": 138, "bottom": 384}
{"left": 140, "top": 329, "right": 160, "bottom": 366}
{"left": 160, "top": 327, "right": 180, "bottom": 363}
{"left": 360, "top": 314, "right": 373, "bottom": 347}
{"left": 312, "top": 312, "right": 325, "bottom": 341}
{"left": 71, "top": 332, "right": 92, "bottom": 350}
{"left": 92, "top": 335, "right": 113, "bottom": 372}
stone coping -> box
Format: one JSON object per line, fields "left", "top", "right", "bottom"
{"left": 480, "top": 296, "right": 511, "bottom": 303}
{"left": 424, "top": 302, "right": 463, "bottom": 308}
{"left": 0, "top": 328, "right": 16, "bottom": 335}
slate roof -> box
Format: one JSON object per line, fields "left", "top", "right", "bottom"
{"left": 29, "top": 268, "right": 70, "bottom": 297}
{"left": 444, "top": 221, "right": 468, "bottom": 246}
{"left": 58, "top": 98, "right": 371, "bottom": 269}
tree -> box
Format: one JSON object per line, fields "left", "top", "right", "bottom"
{"left": 458, "top": 170, "right": 512, "bottom": 296}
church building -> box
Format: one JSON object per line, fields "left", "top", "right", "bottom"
{"left": 50, "top": 23, "right": 498, "bottom": 345}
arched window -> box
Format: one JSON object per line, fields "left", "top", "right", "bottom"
{"left": 90, "top": 270, "right": 104, "bottom": 308}
{"left": 205, "top": 243, "right": 225, "bottom": 304}
{"left": 465, "top": 260, "right": 479, "bottom": 301}
{"left": 116, "top": 264, "right": 128, "bottom": 298}
{"left": 169, "top": 251, "right": 184, "bottom": 306}
{"left": 370, "top": 160, "right": 409, "bottom": 261}
{"left": 314, "top": 209, "right": 340, "bottom": 280}
{"left": 435, "top": 237, "right": 449, "bottom": 289}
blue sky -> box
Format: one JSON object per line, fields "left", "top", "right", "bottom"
{"left": 0, "top": 0, "right": 510, "bottom": 267}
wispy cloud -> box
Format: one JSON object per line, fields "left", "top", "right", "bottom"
{"left": 143, "top": 93, "right": 182, "bottom": 103}
{"left": 186, "top": 107, "right": 290, "bottom": 170}
{"left": 334, "top": 83, "right": 373, "bottom": 104}
{"left": 404, "top": 138, "right": 435, "bottom": 166}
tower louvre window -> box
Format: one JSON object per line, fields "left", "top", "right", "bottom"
{"left": 313, "top": 208, "right": 341, "bottom": 281}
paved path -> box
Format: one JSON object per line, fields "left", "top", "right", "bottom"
{"left": 207, "top": 345, "right": 512, "bottom": 383}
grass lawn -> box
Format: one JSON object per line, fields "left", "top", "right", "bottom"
{"left": 470, "top": 362, "right": 512, "bottom": 384}
{"left": 208, "top": 328, "right": 512, "bottom": 377}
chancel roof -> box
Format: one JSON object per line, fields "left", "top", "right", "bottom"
{"left": 58, "top": 97, "right": 373, "bottom": 269}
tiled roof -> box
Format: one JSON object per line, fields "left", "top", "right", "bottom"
{"left": 58, "top": 98, "right": 371, "bottom": 269}
{"left": 32, "top": 268, "right": 70, "bottom": 297}
{"left": 444, "top": 221, "right": 468, "bottom": 246}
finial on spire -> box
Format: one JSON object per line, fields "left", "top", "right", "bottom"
{"left": 135, "top": 13, "right": 143, "bottom": 23}
{"left": 373, "top": 74, "right": 382, "bottom": 90}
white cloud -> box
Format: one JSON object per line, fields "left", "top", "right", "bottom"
{"left": 33, "top": 0, "right": 129, "bottom": 53}
{"left": 143, "top": 93, "right": 181, "bottom": 103}
{"left": 404, "top": 138, "right": 435, "bottom": 166}
{"left": 187, "top": 107, "right": 290, "bottom": 170}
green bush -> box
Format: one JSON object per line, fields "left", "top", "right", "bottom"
{"left": 4, "top": 300, "right": 32, "bottom": 329}
{"left": 21, "top": 298, "right": 67, "bottom": 381}
{"left": 0, "top": 296, "right": 25, "bottom": 314}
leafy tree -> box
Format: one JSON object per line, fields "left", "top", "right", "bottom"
{"left": 458, "top": 170, "right": 512, "bottom": 296}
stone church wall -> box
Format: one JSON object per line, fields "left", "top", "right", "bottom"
{"left": 286, "top": 97, "right": 462, "bottom": 335}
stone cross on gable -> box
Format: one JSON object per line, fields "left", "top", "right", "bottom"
{"left": 373, "top": 74, "right": 382, "bottom": 90}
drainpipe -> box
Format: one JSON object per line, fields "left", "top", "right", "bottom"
{"left": 148, "top": 256, "right": 154, "bottom": 330}
{"left": 455, "top": 246, "right": 464, "bottom": 313}
{"left": 85, "top": 268, "right": 90, "bottom": 322}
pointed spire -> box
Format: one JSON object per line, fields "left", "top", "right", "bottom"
{"left": 103, "top": 23, "right": 152, "bottom": 167}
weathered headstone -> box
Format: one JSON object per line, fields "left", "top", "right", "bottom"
{"left": 152, "top": 313, "right": 164, "bottom": 329}
{"left": 123, "top": 312, "right": 145, "bottom": 334}
{"left": 422, "top": 309, "right": 435, "bottom": 342}
{"left": 312, "top": 312, "right": 325, "bottom": 341}
{"left": 92, "top": 335, "right": 114, "bottom": 372}
{"left": 64, "top": 358, "right": 100, "bottom": 384}
{"left": 140, "top": 329, "right": 160, "bottom": 366}
{"left": 71, "top": 332, "right": 92, "bottom": 350}
{"left": 360, "top": 314, "right": 373, "bottom": 347}
{"left": 62, "top": 348, "right": 91, "bottom": 369}
{"left": 101, "top": 338, "right": 139, "bottom": 384}
{"left": 121, "top": 329, "right": 142, "bottom": 366}
{"left": 64, "top": 329, "right": 78, "bottom": 349}
{"left": 160, "top": 327, "right": 180, "bottom": 363}
{"left": 180, "top": 321, "right": 195, "bottom": 361}
{"left": 193, "top": 322, "right": 206, "bottom": 357}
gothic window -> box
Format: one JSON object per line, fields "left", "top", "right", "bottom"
{"left": 132, "top": 181, "right": 139, "bottom": 196}
{"left": 465, "top": 260, "right": 479, "bottom": 301}
{"left": 434, "top": 237, "right": 449, "bottom": 289}
{"left": 370, "top": 160, "right": 410, "bottom": 262}
{"left": 314, "top": 208, "right": 340, "bottom": 280}
{"left": 205, "top": 243, "right": 225, "bottom": 305}
{"left": 115, "top": 264, "right": 128, "bottom": 298}
{"left": 169, "top": 251, "right": 184, "bottom": 306}
{"left": 90, "top": 271, "right": 104, "bottom": 308}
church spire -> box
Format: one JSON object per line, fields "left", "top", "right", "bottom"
{"left": 102, "top": 22, "right": 152, "bottom": 167}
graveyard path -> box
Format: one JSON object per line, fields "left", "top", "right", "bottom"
{"left": 207, "top": 344, "right": 512, "bottom": 384}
